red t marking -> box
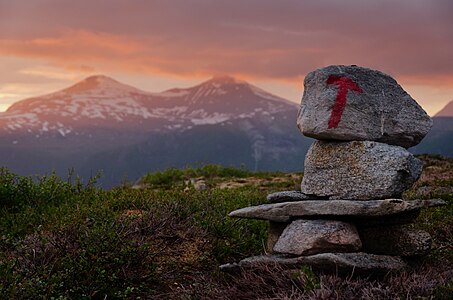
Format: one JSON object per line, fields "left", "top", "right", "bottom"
{"left": 326, "top": 75, "right": 363, "bottom": 129}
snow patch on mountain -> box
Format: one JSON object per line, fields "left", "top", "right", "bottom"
{"left": 191, "top": 111, "right": 231, "bottom": 125}
{"left": 156, "top": 89, "right": 190, "bottom": 98}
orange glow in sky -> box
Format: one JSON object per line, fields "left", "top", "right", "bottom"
{"left": 1, "top": 0, "right": 452, "bottom": 115}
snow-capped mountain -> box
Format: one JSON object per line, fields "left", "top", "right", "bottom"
{"left": 0, "top": 75, "right": 310, "bottom": 187}
{"left": 1, "top": 75, "right": 297, "bottom": 137}
{"left": 3, "top": 75, "right": 153, "bottom": 133}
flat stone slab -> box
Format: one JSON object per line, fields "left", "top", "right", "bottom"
{"left": 228, "top": 199, "right": 445, "bottom": 223}
{"left": 220, "top": 252, "right": 408, "bottom": 275}
{"left": 301, "top": 141, "right": 423, "bottom": 200}
{"left": 273, "top": 219, "right": 361, "bottom": 255}
{"left": 296, "top": 65, "right": 432, "bottom": 148}
{"left": 359, "top": 226, "right": 432, "bottom": 257}
{"left": 267, "top": 191, "right": 314, "bottom": 203}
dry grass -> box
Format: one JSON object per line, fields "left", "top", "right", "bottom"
{"left": 199, "top": 262, "right": 453, "bottom": 300}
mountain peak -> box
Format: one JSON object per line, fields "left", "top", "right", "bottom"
{"left": 84, "top": 74, "right": 118, "bottom": 83}
{"left": 435, "top": 100, "right": 453, "bottom": 117}
{"left": 63, "top": 75, "right": 144, "bottom": 94}
{"left": 208, "top": 75, "right": 246, "bottom": 85}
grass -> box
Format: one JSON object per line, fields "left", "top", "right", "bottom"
{"left": 0, "top": 158, "right": 452, "bottom": 299}
{"left": 138, "top": 164, "right": 290, "bottom": 189}
{"left": 0, "top": 166, "right": 275, "bottom": 299}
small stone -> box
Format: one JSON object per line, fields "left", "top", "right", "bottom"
{"left": 220, "top": 252, "right": 408, "bottom": 275}
{"left": 297, "top": 65, "right": 432, "bottom": 148}
{"left": 192, "top": 178, "right": 208, "bottom": 190}
{"left": 228, "top": 198, "right": 445, "bottom": 223}
{"left": 359, "top": 226, "right": 432, "bottom": 257}
{"left": 273, "top": 219, "right": 361, "bottom": 256}
{"left": 267, "top": 191, "right": 314, "bottom": 203}
{"left": 301, "top": 141, "right": 423, "bottom": 200}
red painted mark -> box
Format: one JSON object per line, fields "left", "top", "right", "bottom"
{"left": 326, "top": 75, "right": 363, "bottom": 129}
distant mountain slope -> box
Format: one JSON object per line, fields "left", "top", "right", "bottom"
{"left": 80, "top": 111, "right": 313, "bottom": 185}
{"left": 411, "top": 116, "right": 453, "bottom": 157}
{"left": 0, "top": 75, "right": 311, "bottom": 187}
{"left": 435, "top": 100, "right": 453, "bottom": 117}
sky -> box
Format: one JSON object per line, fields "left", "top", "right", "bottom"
{"left": 0, "top": 0, "right": 452, "bottom": 115}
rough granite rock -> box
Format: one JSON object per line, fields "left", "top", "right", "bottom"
{"left": 273, "top": 219, "right": 361, "bottom": 256}
{"left": 296, "top": 65, "right": 432, "bottom": 148}
{"left": 220, "top": 252, "right": 408, "bottom": 275}
{"left": 228, "top": 198, "right": 445, "bottom": 223}
{"left": 267, "top": 191, "right": 314, "bottom": 203}
{"left": 359, "top": 226, "right": 432, "bottom": 257}
{"left": 301, "top": 141, "right": 423, "bottom": 200}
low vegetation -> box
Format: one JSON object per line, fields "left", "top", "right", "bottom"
{"left": 0, "top": 156, "right": 452, "bottom": 299}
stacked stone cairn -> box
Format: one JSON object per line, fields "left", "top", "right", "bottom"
{"left": 221, "top": 65, "right": 446, "bottom": 275}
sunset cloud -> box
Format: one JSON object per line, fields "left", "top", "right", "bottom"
{"left": 0, "top": 0, "right": 452, "bottom": 114}
{"left": 0, "top": 30, "right": 145, "bottom": 66}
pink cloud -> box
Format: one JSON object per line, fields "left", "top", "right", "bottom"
{"left": 0, "top": 0, "right": 451, "bottom": 86}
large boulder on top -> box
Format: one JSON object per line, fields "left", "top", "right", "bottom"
{"left": 297, "top": 65, "right": 432, "bottom": 148}
{"left": 266, "top": 190, "right": 314, "bottom": 203}
{"left": 301, "top": 141, "right": 423, "bottom": 200}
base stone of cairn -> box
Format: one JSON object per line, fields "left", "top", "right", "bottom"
{"left": 220, "top": 65, "right": 445, "bottom": 275}
{"left": 220, "top": 252, "right": 408, "bottom": 275}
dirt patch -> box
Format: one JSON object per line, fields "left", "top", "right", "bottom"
{"left": 121, "top": 209, "right": 145, "bottom": 218}
{"left": 218, "top": 174, "right": 302, "bottom": 189}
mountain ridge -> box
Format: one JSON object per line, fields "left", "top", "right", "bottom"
{"left": 1, "top": 75, "right": 298, "bottom": 136}
{"left": 1, "top": 75, "right": 450, "bottom": 188}
{"left": 0, "top": 75, "right": 308, "bottom": 187}
{"left": 435, "top": 100, "right": 453, "bottom": 117}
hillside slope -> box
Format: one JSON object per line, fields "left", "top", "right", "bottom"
{"left": 0, "top": 157, "right": 451, "bottom": 298}
{"left": 411, "top": 117, "right": 453, "bottom": 157}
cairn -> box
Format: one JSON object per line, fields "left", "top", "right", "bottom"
{"left": 221, "top": 65, "right": 445, "bottom": 274}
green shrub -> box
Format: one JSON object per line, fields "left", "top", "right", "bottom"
{"left": 141, "top": 164, "right": 272, "bottom": 188}
{"left": 0, "top": 167, "right": 270, "bottom": 298}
